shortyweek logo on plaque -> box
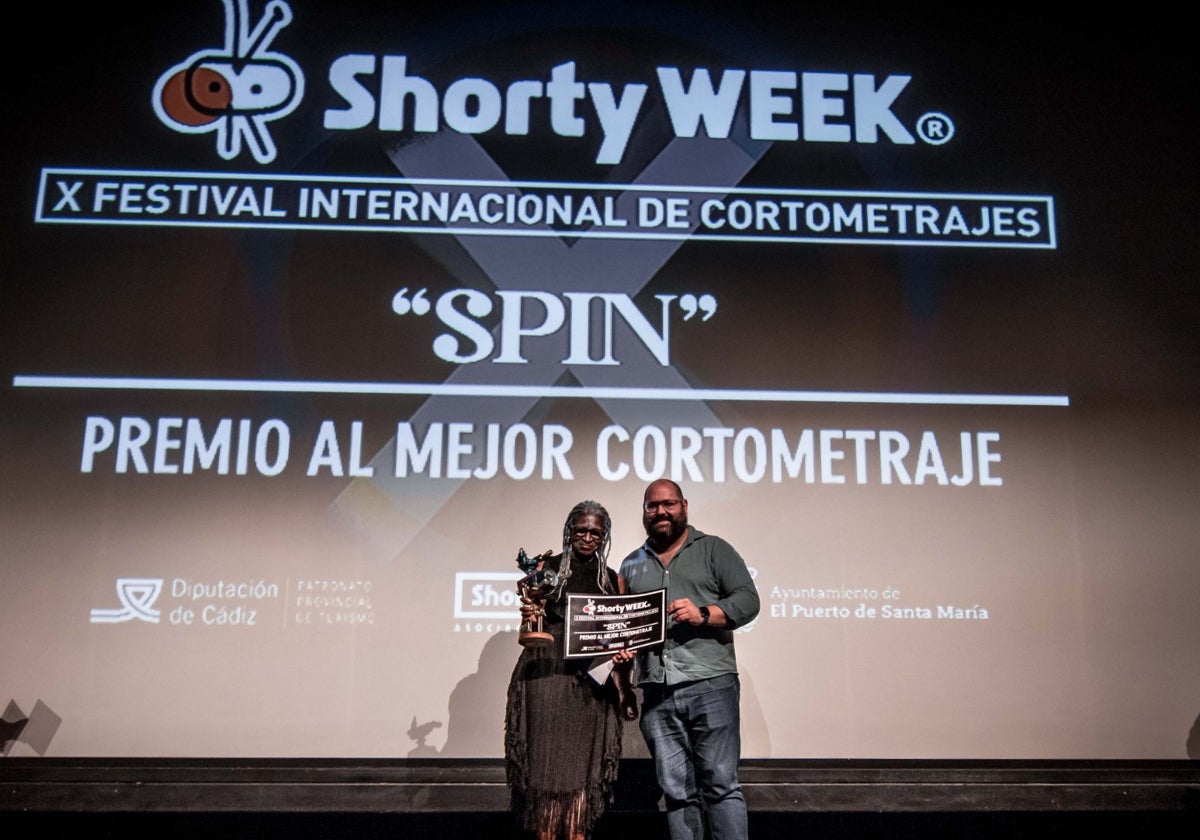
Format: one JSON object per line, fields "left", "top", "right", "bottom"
{"left": 565, "top": 590, "right": 665, "bottom": 659}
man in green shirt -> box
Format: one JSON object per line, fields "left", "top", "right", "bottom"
{"left": 619, "top": 479, "right": 759, "bottom": 840}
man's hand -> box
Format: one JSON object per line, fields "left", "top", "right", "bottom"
{"left": 667, "top": 598, "right": 724, "bottom": 626}
{"left": 667, "top": 598, "right": 701, "bottom": 625}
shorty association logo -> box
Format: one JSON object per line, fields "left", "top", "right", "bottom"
{"left": 153, "top": 0, "right": 304, "bottom": 164}
{"left": 90, "top": 578, "right": 164, "bottom": 624}
{"left": 454, "top": 571, "right": 523, "bottom": 620}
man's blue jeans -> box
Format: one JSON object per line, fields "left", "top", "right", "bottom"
{"left": 639, "top": 673, "right": 748, "bottom": 840}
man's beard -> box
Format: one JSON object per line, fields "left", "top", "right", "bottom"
{"left": 645, "top": 513, "right": 686, "bottom": 546}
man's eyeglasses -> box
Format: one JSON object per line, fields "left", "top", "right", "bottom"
{"left": 643, "top": 500, "right": 682, "bottom": 513}
{"left": 572, "top": 528, "right": 605, "bottom": 542}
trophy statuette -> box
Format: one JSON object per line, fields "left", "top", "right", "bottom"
{"left": 515, "top": 547, "right": 557, "bottom": 647}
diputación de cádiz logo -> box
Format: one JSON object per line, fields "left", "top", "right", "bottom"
{"left": 90, "top": 578, "right": 164, "bottom": 624}
{"left": 152, "top": 0, "right": 304, "bottom": 164}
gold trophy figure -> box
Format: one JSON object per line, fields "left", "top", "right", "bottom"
{"left": 515, "top": 548, "right": 557, "bottom": 647}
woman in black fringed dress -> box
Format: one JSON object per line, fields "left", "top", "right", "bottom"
{"left": 505, "top": 500, "right": 638, "bottom": 840}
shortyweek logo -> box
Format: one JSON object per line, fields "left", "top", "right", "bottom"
{"left": 90, "top": 578, "right": 164, "bottom": 624}
{"left": 153, "top": 0, "right": 304, "bottom": 164}
{"left": 151, "top": 2, "right": 953, "bottom": 167}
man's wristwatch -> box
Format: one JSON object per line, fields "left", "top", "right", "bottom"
{"left": 699, "top": 606, "right": 710, "bottom": 625}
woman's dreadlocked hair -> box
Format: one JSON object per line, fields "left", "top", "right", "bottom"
{"left": 552, "top": 500, "right": 615, "bottom": 599}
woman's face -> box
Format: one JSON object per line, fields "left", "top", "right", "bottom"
{"left": 570, "top": 513, "right": 605, "bottom": 559}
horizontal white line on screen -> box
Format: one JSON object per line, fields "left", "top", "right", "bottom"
{"left": 12, "top": 375, "right": 1070, "bottom": 407}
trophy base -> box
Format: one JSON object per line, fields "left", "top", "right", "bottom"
{"left": 518, "top": 631, "right": 555, "bottom": 647}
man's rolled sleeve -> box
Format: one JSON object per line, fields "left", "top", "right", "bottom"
{"left": 711, "top": 538, "right": 759, "bottom": 629}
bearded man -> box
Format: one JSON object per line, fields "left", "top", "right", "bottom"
{"left": 619, "top": 479, "right": 759, "bottom": 840}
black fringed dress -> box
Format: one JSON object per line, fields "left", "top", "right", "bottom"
{"left": 505, "top": 554, "right": 623, "bottom": 838}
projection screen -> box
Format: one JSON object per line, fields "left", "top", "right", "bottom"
{"left": 2, "top": 0, "right": 1197, "bottom": 760}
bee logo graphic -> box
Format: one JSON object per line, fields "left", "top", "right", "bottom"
{"left": 153, "top": 0, "right": 304, "bottom": 163}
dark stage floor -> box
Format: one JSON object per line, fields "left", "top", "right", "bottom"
{"left": 4, "top": 758, "right": 1197, "bottom": 836}
{"left": 5, "top": 810, "right": 1197, "bottom": 838}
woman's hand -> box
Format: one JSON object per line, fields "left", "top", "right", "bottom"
{"left": 519, "top": 595, "right": 543, "bottom": 624}
{"left": 612, "top": 649, "right": 638, "bottom": 720}
{"left": 618, "top": 687, "right": 639, "bottom": 721}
